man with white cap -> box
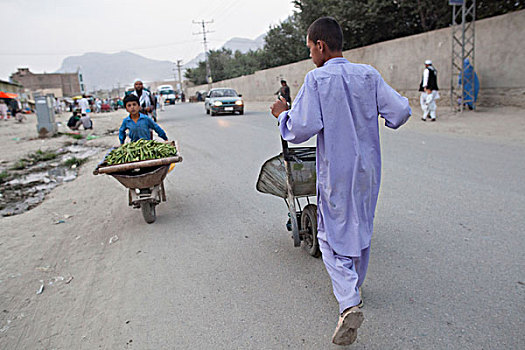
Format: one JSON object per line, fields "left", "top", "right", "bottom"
{"left": 131, "top": 79, "right": 155, "bottom": 120}
{"left": 419, "top": 60, "right": 439, "bottom": 121}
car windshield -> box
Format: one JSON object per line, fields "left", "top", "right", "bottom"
{"left": 210, "top": 89, "right": 237, "bottom": 98}
{"left": 160, "top": 90, "right": 175, "bottom": 95}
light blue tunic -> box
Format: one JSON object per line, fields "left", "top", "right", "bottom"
{"left": 278, "top": 57, "right": 411, "bottom": 257}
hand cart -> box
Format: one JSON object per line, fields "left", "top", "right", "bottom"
{"left": 94, "top": 141, "right": 183, "bottom": 224}
{"left": 256, "top": 138, "right": 320, "bottom": 257}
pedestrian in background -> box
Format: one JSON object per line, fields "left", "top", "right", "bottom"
{"left": 95, "top": 98, "right": 102, "bottom": 113}
{"left": 9, "top": 98, "right": 20, "bottom": 118}
{"left": 151, "top": 92, "right": 158, "bottom": 121}
{"left": 275, "top": 79, "right": 291, "bottom": 106}
{"left": 0, "top": 100, "right": 8, "bottom": 120}
{"left": 459, "top": 58, "right": 479, "bottom": 110}
{"left": 419, "top": 59, "right": 439, "bottom": 121}
{"left": 420, "top": 87, "right": 437, "bottom": 121}
{"left": 271, "top": 17, "right": 411, "bottom": 346}
{"left": 54, "top": 98, "right": 60, "bottom": 114}
{"left": 131, "top": 79, "right": 154, "bottom": 118}
{"left": 80, "top": 113, "right": 93, "bottom": 130}
{"left": 158, "top": 93, "right": 165, "bottom": 111}
{"left": 67, "top": 110, "right": 82, "bottom": 130}
{"left": 78, "top": 94, "right": 90, "bottom": 114}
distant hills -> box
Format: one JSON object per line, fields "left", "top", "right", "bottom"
{"left": 56, "top": 35, "right": 265, "bottom": 90}
{"left": 57, "top": 51, "right": 174, "bottom": 90}
{"left": 220, "top": 35, "right": 265, "bottom": 55}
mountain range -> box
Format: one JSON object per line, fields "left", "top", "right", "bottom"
{"left": 56, "top": 35, "right": 265, "bottom": 90}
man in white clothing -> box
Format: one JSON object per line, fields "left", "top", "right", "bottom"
{"left": 78, "top": 94, "right": 90, "bottom": 114}
{"left": 131, "top": 80, "right": 154, "bottom": 119}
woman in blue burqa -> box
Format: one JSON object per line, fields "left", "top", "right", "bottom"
{"left": 458, "top": 58, "right": 480, "bottom": 109}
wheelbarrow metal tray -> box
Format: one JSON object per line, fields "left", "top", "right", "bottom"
{"left": 94, "top": 156, "right": 182, "bottom": 175}
{"left": 256, "top": 147, "right": 316, "bottom": 198}
{"left": 110, "top": 165, "right": 170, "bottom": 189}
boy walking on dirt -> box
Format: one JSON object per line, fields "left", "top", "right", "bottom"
{"left": 271, "top": 17, "right": 411, "bottom": 346}
{"left": 119, "top": 94, "right": 168, "bottom": 145}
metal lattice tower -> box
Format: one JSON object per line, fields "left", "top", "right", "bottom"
{"left": 450, "top": 0, "right": 476, "bottom": 112}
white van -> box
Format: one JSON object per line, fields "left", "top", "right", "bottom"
{"left": 158, "top": 85, "right": 176, "bottom": 105}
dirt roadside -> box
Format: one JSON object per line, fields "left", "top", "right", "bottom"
{"left": 0, "top": 110, "right": 130, "bottom": 348}
{"left": 0, "top": 103, "right": 523, "bottom": 348}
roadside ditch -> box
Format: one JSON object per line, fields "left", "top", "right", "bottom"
{"left": 0, "top": 144, "right": 103, "bottom": 217}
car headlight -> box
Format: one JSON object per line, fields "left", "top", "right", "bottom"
{"left": 213, "top": 101, "right": 222, "bottom": 107}
{"left": 235, "top": 100, "right": 243, "bottom": 106}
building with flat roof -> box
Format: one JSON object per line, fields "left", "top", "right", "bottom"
{"left": 10, "top": 68, "right": 84, "bottom": 97}
{"left": 0, "top": 79, "right": 23, "bottom": 95}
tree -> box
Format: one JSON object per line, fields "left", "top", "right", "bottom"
{"left": 259, "top": 15, "right": 309, "bottom": 68}
{"left": 186, "top": 0, "right": 523, "bottom": 84}
{"left": 184, "top": 48, "right": 265, "bottom": 85}
{"left": 293, "top": 0, "right": 422, "bottom": 49}
{"left": 293, "top": 0, "right": 523, "bottom": 50}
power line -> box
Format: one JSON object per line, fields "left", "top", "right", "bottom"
{"left": 192, "top": 19, "right": 214, "bottom": 90}
{"left": 211, "top": 0, "right": 243, "bottom": 26}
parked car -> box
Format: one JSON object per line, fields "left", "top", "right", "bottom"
{"left": 204, "top": 88, "right": 244, "bottom": 116}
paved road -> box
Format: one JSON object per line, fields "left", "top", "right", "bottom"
{"left": 97, "top": 103, "right": 525, "bottom": 349}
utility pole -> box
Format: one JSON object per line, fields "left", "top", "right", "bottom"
{"left": 450, "top": 0, "right": 476, "bottom": 112}
{"left": 172, "top": 65, "right": 178, "bottom": 86}
{"left": 193, "top": 19, "right": 214, "bottom": 90}
{"left": 176, "top": 60, "right": 183, "bottom": 96}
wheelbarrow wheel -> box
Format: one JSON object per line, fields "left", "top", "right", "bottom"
{"left": 141, "top": 202, "right": 156, "bottom": 224}
{"left": 301, "top": 204, "right": 321, "bottom": 258}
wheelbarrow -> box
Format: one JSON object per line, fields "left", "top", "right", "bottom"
{"left": 256, "top": 138, "right": 320, "bottom": 257}
{"left": 94, "top": 142, "right": 183, "bottom": 224}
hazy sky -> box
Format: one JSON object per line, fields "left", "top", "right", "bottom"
{"left": 0, "top": 0, "right": 296, "bottom": 81}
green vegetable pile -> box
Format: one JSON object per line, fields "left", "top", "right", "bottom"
{"left": 104, "top": 140, "right": 177, "bottom": 165}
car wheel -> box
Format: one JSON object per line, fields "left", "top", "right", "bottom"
{"left": 239, "top": 109, "right": 244, "bottom": 115}
{"left": 211, "top": 111, "right": 217, "bottom": 116}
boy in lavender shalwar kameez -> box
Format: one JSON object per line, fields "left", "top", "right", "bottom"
{"left": 271, "top": 17, "right": 411, "bottom": 346}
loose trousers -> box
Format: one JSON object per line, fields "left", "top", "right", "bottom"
{"left": 318, "top": 230, "right": 370, "bottom": 314}
{"left": 422, "top": 105, "right": 436, "bottom": 120}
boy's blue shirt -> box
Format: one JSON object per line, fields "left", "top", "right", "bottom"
{"left": 119, "top": 113, "right": 168, "bottom": 144}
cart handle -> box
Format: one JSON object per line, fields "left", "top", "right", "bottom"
{"left": 281, "top": 137, "right": 291, "bottom": 160}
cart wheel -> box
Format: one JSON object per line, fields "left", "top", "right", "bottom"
{"left": 141, "top": 202, "right": 156, "bottom": 224}
{"left": 301, "top": 204, "right": 321, "bottom": 258}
